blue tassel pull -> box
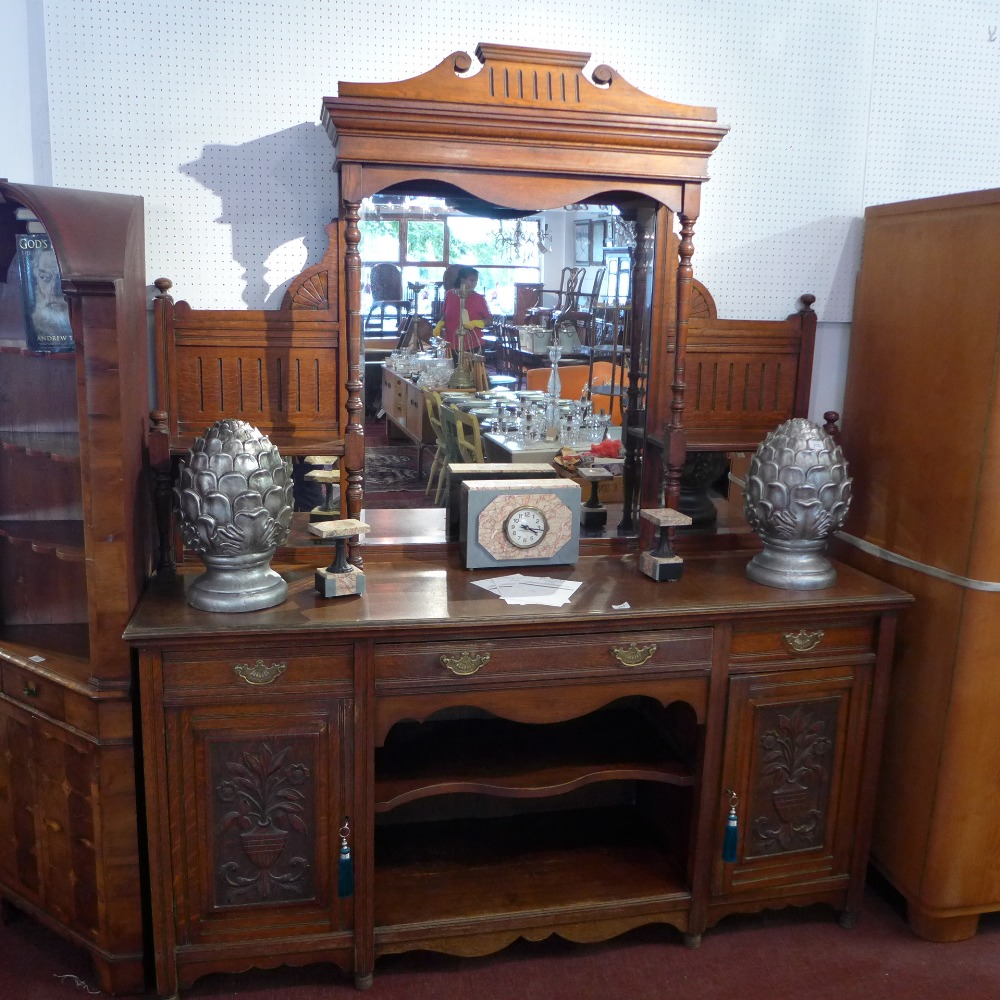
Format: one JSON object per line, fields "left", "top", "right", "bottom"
{"left": 338, "top": 818, "right": 354, "bottom": 898}
{"left": 722, "top": 789, "right": 739, "bottom": 864}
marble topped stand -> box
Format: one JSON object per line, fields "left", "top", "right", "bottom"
{"left": 639, "top": 507, "right": 693, "bottom": 582}
{"left": 308, "top": 518, "right": 371, "bottom": 596}
{"left": 577, "top": 466, "right": 613, "bottom": 533}
{"left": 304, "top": 456, "right": 340, "bottom": 522}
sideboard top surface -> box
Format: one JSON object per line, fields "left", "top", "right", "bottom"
{"left": 124, "top": 552, "right": 911, "bottom": 647}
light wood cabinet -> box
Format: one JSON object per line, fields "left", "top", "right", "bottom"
{"left": 835, "top": 187, "right": 1000, "bottom": 941}
{"left": 0, "top": 181, "right": 151, "bottom": 992}
{"left": 125, "top": 553, "right": 908, "bottom": 994}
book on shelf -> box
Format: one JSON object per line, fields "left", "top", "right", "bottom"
{"left": 16, "top": 232, "right": 74, "bottom": 352}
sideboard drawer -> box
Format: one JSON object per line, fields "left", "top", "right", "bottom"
{"left": 160, "top": 645, "right": 353, "bottom": 697}
{"left": 730, "top": 620, "right": 875, "bottom": 663}
{"left": 375, "top": 628, "right": 712, "bottom": 685}
{"left": 1, "top": 661, "right": 65, "bottom": 720}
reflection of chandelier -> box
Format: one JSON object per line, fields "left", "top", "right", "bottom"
{"left": 607, "top": 214, "right": 636, "bottom": 250}
{"left": 492, "top": 219, "right": 551, "bottom": 256}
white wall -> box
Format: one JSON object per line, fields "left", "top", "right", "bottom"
{"left": 3, "top": 0, "right": 1000, "bottom": 422}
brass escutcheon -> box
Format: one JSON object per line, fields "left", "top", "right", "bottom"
{"left": 611, "top": 643, "right": 657, "bottom": 667}
{"left": 233, "top": 659, "right": 287, "bottom": 685}
{"left": 782, "top": 629, "right": 824, "bottom": 653}
{"left": 440, "top": 651, "right": 491, "bottom": 676}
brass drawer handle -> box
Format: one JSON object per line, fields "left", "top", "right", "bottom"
{"left": 234, "top": 659, "right": 287, "bottom": 685}
{"left": 611, "top": 643, "right": 657, "bottom": 667}
{"left": 440, "top": 652, "right": 490, "bottom": 676}
{"left": 783, "top": 630, "right": 824, "bottom": 653}
{"left": 22, "top": 682, "right": 40, "bottom": 698}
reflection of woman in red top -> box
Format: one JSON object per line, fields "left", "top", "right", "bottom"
{"left": 440, "top": 266, "right": 491, "bottom": 351}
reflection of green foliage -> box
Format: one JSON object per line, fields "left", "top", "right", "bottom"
{"left": 359, "top": 219, "right": 399, "bottom": 260}
{"left": 406, "top": 221, "right": 445, "bottom": 262}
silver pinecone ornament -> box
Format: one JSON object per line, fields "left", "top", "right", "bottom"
{"left": 175, "top": 419, "right": 294, "bottom": 611}
{"left": 743, "top": 418, "right": 852, "bottom": 589}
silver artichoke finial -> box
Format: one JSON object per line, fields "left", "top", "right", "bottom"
{"left": 175, "top": 419, "right": 294, "bottom": 612}
{"left": 176, "top": 419, "right": 293, "bottom": 557}
{"left": 744, "top": 418, "right": 852, "bottom": 589}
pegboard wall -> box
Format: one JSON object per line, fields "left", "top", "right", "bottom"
{"left": 26, "top": 0, "right": 1000, "bottom": 322}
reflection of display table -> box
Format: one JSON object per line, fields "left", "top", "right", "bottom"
{"left": 482, "top": 433, "right": 562, "bottom": 464}
{"left": 126, "top": 552, "right": 910, "bottom": 995}
{"left": 484, "top": 426, "right": 622, "bottom": 465}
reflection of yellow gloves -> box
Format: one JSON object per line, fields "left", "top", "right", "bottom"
{"left": 432, "top": 320, "right": 444, "bottom": 338}
{"left": 467, "top": 320, "right": 485, "bottom": 329}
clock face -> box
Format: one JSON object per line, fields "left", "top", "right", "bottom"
{"left": 503, "top": 506, "right": 549, "bottom": 548}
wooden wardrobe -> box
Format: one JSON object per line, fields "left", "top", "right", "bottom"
{"left": 834, "top": 187, "right": 1000, "bottom": 941}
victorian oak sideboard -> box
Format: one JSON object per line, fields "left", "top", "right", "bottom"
{"left": 125, "top": 549, "right": 909, "bottom": 995}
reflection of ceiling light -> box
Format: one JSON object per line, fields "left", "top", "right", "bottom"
{"left": 492, "top": 219, "right": 550, "bottom": 256}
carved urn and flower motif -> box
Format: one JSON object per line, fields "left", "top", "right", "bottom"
{"left": 217, "top": 745, "right": 310, "bottom": 901}
{"left": 754, "top": 707, "right": 832, "bottom": 852}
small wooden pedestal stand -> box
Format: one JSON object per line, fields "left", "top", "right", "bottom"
{"left": 639, "top": 507, "right": 693, "bottom": 582}
{"left": 309, "top": 518, "right": 370, "bottom": 597}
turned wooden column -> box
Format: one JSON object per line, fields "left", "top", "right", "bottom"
{"left": 340, "top": 168, "right": 365, "bottom": 559}
{"left": 665, "top": 190, "right": 701, "bottom": 511}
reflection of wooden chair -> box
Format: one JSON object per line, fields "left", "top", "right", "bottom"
{"left": 425, "top": 392, "right": 447, "bottom": 502}
{"left": 365, "top": 263, "right": 411, "bottom": 332}
{"left": 527, "top": 266, "right": 586, "bottom": 325}
{"left": 435, "top": 403, "right": 464, "bottom": 505}
{"left": 589, "top": 360, "right": 624, "bottom": 426}
{"left": 495, "top": 324, "right": 525, "bottom": 389}
{"left": 560, "top": 266, "right": 606, "bottom": 314}
{"left": 431, "top": 264, "right": 463, "bottom": 322}
{"left": 453, "top": 406, "right": 485, "bottom": 463}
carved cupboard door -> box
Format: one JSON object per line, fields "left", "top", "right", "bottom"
{"left": 713, "top": 663, "right": 872, "bottom": 898}
{"left": 163, "top": 698, "right": 354, "bottom": 947}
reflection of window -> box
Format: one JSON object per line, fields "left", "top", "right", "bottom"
{"left": 359, "top": 210, "right": 542, "bottom": 319}
{"left": 604, "top": 250, "right": 631, "bottom": 302}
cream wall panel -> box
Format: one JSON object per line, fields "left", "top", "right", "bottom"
{"left": 13, "top": 0, "right": 1000, "bottom": 398}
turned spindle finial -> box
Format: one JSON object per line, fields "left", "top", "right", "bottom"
{"left": 823, "top": 411, "right": 841, "bottom": 440}
{"left": 153, "top": 277, "right": 173, "bottom": 297}
{"left": 799, "top": 293, "right": 816, "bottom": 312}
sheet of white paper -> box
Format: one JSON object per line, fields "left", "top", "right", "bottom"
{"left": 470, "top": 574, "right": 582, "bottom": 605}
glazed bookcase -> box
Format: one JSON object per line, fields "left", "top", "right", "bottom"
{"left": 0, "top": 181, "right": 151, "bottom": 993}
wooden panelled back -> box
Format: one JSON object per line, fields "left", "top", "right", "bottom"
{"left": 155, "top": 223, "right": 347, "bottom": 455}
{"left": 666, "top": 284, "right": 816, "bottom": 451}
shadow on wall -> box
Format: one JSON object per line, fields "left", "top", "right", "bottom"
{"left": 181, "top": 122, "right": 338, "bottom": 308}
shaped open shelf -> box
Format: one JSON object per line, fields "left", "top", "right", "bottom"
{"left": 375, "top": 704, "right": 696, "bottom": 812}
{"left": 374, "top": 805, "right": 690, "bottom": 935}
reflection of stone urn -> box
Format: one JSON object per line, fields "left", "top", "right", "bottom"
{"left": 175, "top": 419, "right": 294, "bottom": 611}
{"left": 743, "top": 418, "right": 852, "bottom": 589}
{"left": 680, "top": 451, "right": 729, "bottom": 528}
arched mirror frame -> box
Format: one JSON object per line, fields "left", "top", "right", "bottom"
{"left": 322, "top": 43, "right": 728, "bottom": 533}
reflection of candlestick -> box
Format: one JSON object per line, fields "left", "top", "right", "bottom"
{"left": 545, "top": 341, "right": 562, "bottom": 438}
{"left": 449, "top": 281, "right": 475, "bottom": 388}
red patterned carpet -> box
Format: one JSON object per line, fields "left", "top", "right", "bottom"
{"left": 2, "top": 877, "right": 999, "bottom": 999}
